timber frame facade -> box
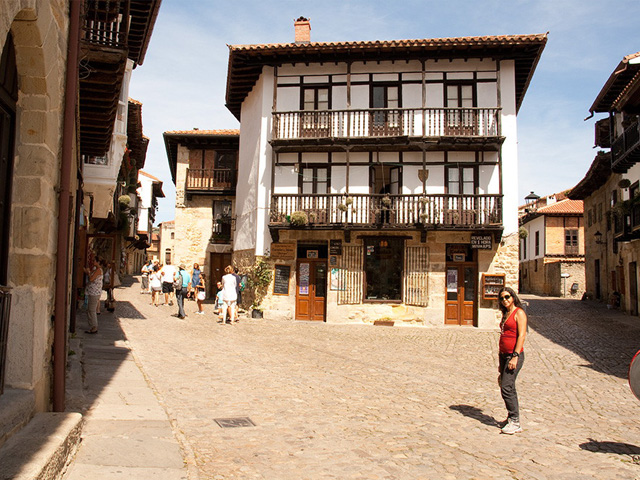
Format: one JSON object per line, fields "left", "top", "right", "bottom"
{"left": 226, "top": 21, "right": 546, "bottom": 326}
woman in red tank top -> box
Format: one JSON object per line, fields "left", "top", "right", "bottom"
{"left": 497, "top": 287, "right": 527, "bottom": 435}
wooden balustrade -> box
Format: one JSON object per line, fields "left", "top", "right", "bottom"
{"left": 186, "top": 169, "right": 235, "bottom": 191}
{"left": 273, "top": 108, "right": 500, "bottom": 140}
{"left": 269, "top": 193, "right": 502, "bottom": 228}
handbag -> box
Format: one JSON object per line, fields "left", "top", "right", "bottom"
{"left": 197, "top": 291, "right": 206, "bottom": 301}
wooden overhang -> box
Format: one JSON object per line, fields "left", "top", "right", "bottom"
{"left": 590, "top": 52, "right": 640, "bottom": 114}
{"left": 163, "top": 130, "right": 240, "bottom": 184}
{"left": 225, "top": 34, "right": 547, "bottom": 120}
{"left": 127, "top": 99, "right": 148, "bottom": 170}
{"left": 79, "top": 0, "right": 162, "bottom": 157}
{"left": 566, "top": 151, "right": 612, "bottom": 200}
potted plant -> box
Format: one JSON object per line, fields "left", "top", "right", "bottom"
{"left": 290, "top": 210, "right": 308, "bottom": 226}
{"left": 247, "top": 257, "right": 273, "bottom": 318}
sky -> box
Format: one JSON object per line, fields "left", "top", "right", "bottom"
{"left": 128, "top": 0, "right": 640, "bottom": 226}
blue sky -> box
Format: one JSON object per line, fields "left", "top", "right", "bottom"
{"left": 129, "top": 0, "right": 640, "bottom": 225}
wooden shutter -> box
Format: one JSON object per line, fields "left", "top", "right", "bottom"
{"left": 404, "top": 246, "right": 429, "bottom": 306}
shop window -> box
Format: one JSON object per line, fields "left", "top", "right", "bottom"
{"left": 364, "top": 237, "right": 403, "bottom": 301}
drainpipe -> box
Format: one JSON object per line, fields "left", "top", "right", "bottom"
{"left": 53, "top": 0, "right": 81, "bottom": 412}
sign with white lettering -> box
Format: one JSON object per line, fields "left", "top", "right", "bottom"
{"left": 470, "top": 235, "right": 492, "bottom": 249}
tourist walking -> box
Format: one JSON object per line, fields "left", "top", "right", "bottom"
{"left": 161, "top": 261, "right": 176, "bottom": 306}
{"left": 190, "top": 263, "right": 201, "bottom": 301}
{"left": 149, "top": 264, "right": 162, "bottom": 306}
{"left": 221, "top": 265, "right": 237, "bottom": 324}
{"left": 195, "top": 272, "right": 206, "bottom": 314}
{"left": 496, "top": 286, "right": 527, "bottom": 435}
{"left": 141, "top": 260, "right": 152, "bottom": 293}
{"left": 232, "top": 266, "right": 243, "bottom": 321}
{"left": 174, "top": 264, "right": 191, "bottom": 319}
{"left": 84, "top": 257, "right": 103, "bottom": 334}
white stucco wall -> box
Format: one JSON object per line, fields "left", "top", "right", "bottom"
{"left": 498, "top": 60, "right": 519, "bottom": 234}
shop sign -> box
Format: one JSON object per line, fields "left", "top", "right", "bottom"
{"left": 470, "top": 235, "right": 492, "bottom": 249}
{"left": 270, "top": 243, "right": 296, "bottom": 260}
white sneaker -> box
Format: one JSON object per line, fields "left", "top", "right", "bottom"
{"left": 501, "top": 419, "right": 522, "bottom": 435}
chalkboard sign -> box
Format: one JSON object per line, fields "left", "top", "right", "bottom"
{"left": 273, "top": 265, "right": 291, "bottom": 295}
{"left": 330, "top": 239, "right": 342, "bottom": 256}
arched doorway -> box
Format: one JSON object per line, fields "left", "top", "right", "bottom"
{"left": 0, "top": 31, "right": 17, "bottom": 393}
{"left": 0, "top": 31, "right": 17, "bottom": 285}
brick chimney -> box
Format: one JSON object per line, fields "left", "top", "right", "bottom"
{"left": 294, "top": 17, "right": 311, "bottom": 44}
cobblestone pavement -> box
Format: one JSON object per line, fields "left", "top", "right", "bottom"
{"left": 98, "top": 278, "right": 640, "bottom": 479}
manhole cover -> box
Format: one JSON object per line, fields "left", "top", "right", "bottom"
{"left": 214, "top": 417, "right": 256, "bottom": 428}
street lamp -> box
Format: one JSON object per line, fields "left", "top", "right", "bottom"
{"left": 594, "top": 231, "right": 604, "bottom": 245}
{"left": 524, "top": 191, "right": 540, "bottom": 207}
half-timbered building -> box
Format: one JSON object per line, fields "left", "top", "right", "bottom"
{"left": 226, "top": 19, "right": 546, "bottom": 326}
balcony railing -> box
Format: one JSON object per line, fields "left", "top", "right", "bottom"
{"left": 83, "top": 0, "right": 129, "bottom": 49}
{"left": 186, "top": 169, "right": 235, "bottom": 192}
{"left": 272, "top": 108, "right": 501, "bottom": 141}
{"left": 611, "top": 119, "right": 640, "bottom": 172}
{"left": 0, "top": 286, "right": 12, "bottom": 395}
{"left": 269, "top": 193, "right": 502, "bottom": 228}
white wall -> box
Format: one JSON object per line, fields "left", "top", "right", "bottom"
{"left": 236, "top": 67, "right": 275, "bottom": 255}
{"left": 498, "top": 60, "right": 519, "bottom": 234}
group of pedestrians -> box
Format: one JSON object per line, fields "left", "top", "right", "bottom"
{"left": 140, "top": 260, "right": 242, "bottom": 323}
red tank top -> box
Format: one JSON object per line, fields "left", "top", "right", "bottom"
{"left": 499, "top": 307, "right": 522, "bottom": 354}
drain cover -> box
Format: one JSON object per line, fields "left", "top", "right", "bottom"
{"left": 214, "top": 417, "right": 256, "bottom": 428}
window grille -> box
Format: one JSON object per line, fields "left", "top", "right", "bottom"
{"left": 404, "top": 246, "right": 429, "bottom": 306}
{"left": 338, "top": 245, "right": 363, "bottom": 305}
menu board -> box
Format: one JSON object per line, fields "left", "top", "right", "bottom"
{"left": 273, "top": 265, "right": 290, "bottom": 295}
{"left": 330, "top": 239, "right": 342, "bottom": 255}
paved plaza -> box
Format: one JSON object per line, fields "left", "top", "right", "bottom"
{"left": 65, "top": 277, "right": 640, "bottom": 479}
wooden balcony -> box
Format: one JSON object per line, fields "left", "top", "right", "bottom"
{"left": 272, "top": 108, "right": 501, "bottom": 145}
{"left": 269, "top": 193, "right": 502, "bottom": 230}
{"left": 185, "top": 168, "right": 236, "bottom": 193}
{"left": 611, "top": 119, "right": 640, "bottom": 173}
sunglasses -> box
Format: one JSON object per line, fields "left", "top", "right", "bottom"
{"left": 500, "top": 294, "right": 512, "bottom": 301}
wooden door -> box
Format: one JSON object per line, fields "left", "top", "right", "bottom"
{"left": 209, "top": 252, "right": 232, "bottom": 297}
{"left": 296, "top": 259, "right": 327, "bottom": 321}
{"left": 445, "top": 265, "right": 476, "bottom": 326}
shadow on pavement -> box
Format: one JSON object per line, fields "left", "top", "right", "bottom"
{"left": 66, "top": 276, "right": 146, "bottom": 412}
{"left": 580, "top": 439, "right": 640, "bottom": 458}
{"left": 523, "top": 296, "right": 640, "bottom": 380}
{"left": 449, "top": 404, "right": 499, "bottom": 427}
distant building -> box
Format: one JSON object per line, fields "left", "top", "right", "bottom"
{"left": 569, "top": 51, "right": 640, "bottom": 314}
{"left": 163, "top": 130, "right": 239, "bottom": 297}
{"left": 519, "top": 192, "right": 585, "bottom": 298}
{"left": 158, "top": 221, "right": 175, "bottom": 266}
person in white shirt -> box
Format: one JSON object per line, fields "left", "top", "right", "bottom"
{"left": 221, "top": 265, "right": 238, "bottom": 324}
{"left": 160, "top": 261, "right": 177, "bottom": 306}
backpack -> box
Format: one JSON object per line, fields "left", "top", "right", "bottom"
{"left": 173, "top": 271, "right": 183, "bottom": 291}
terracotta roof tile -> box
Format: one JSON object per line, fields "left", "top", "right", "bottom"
{"left": 228, "top": 33, "right": 548, "bottom": 52}
{"left": 163, "top": 129, "right": 239, "bottom": 136}
{"left": 537, "top": 199, "right": 584, "bottom": 215}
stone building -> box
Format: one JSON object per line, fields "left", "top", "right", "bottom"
{"left": 224, "top": 19, "right": 546, "bottom": 326}
{"left": 0, "top": 0, "right": 160, "bottom": 459}
{"left": 158, "top": 220, "right": 175, "bottom": 265}
{"left": 519, "top": 193, "right": 585, "bottom": 298}
{"left": 569, "top": 51, "right": 640, "bottom": 315}
{"left": 163, "top": 130, "right": 239, "bottom": 296}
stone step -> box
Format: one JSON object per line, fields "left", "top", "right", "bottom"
{"left": 0, "top": 412, "right": 83, "bottom": 480}
{"left": 0, "top": 388, "right": 35, "bottom": 449}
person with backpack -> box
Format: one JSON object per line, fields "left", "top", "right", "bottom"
{"left": 233, "top": 266, "right": 244, "bottom": 322}
{"left": 174, "top": 264, "right": 191, "bottom": 319}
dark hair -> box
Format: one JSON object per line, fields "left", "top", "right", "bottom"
{"left": 497, "top": 287, "right": 523, "bottom": 320}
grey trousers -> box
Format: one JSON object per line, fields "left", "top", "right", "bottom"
{"left": 87, "top": 294, "right": 100, "bottom": 330}
{"left": 499, "top": 351, "right": 524, "bottom": 421}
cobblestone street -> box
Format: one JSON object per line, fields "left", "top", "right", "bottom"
{"left": 71, "top": 277, "right": 640, "bottom": 479}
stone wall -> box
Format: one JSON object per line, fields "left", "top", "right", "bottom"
{"left": 2, "top": 0, "right": 71, "bottom": 412}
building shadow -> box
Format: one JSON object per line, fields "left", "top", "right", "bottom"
{"left": 449, "top": 404, "right": 499, "bottom": 427}
{"left": 523, "top": 295, "right": 640, "bottom": 380}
